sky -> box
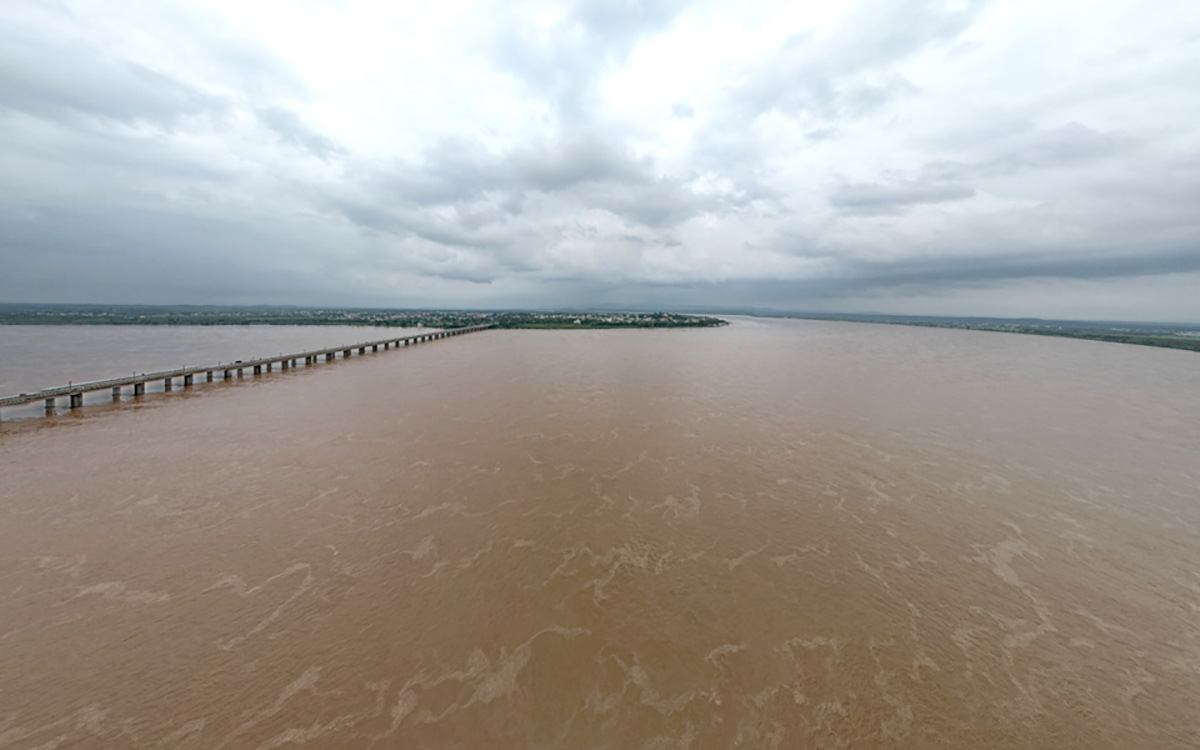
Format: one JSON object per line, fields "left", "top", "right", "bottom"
{"left": 1, "top": 0, "right": 1198, "bottom": 320}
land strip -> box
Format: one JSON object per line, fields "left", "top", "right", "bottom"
{"left": 0, "top": 304, "right": 726, "bottom": 330}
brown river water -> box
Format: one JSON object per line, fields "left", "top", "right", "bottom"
{"left": 0, "top": 317, "right": 1198, "bottom": 748}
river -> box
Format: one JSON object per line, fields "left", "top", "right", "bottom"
{"left": 0, "top": 317, "right": 1197, "bottom": 747}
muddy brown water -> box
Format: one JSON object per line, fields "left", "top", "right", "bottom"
{"left": 1, "top": 317, "right": 1198, "bottom": 748}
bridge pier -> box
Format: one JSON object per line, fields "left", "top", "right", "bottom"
{"left": 0, "top": 324, "right": 494, "bottom": 424}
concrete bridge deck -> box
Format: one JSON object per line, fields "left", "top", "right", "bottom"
{"left": 0, "top": 324, "right": 493, "bottom": 420}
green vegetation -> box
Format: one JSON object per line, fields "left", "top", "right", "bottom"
{"left": 774, "top": 312, "right": 1200, "bottom": 353}
{"left": 0, "top": 304, "right": 727, "bottom": 330}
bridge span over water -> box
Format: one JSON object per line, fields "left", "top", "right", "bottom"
{"left": 0, "top": 324, "right": 494, "bottom": 422}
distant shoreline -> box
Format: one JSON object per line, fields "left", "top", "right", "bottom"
{"left": 4, "top": 303, "right": 1195, "bottom": 350}
{"left": 759, "top": 313, "right": 1200, "bottom": 353}
{"left": 0, "top": 305, "right": 727, "bottom": 331}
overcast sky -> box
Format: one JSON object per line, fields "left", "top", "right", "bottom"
{"left": 2, "top": 0, "right": 1198, "bottom": 319}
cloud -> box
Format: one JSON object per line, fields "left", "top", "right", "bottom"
{"left": 508, "top": 133, "right": 649, "bottom": 190}
{"left": 256, "top": 106, "right": 346, "bottom": 161}
{"left": 584, "top": 179, "right": 722, "bottom": 227}
{"left": 725, "top": 0, "right": 993, "bottom": 124}
{"left": 829, "top": 180, "right": 976, "bottom": 214}
{"left": 335, "top": 131, "right": 717, "bottom": 236}
{"left": 924, "top": 122, "right": 1141, "bottom": 181}
{"left": 0, "top": 28, "right": 227, "bottom": 127}
{"left": 490, "top": 0, "right": 694, "bottom": 123}
{"left": 0, "top": 0, "right": 1198, "bottom": 319}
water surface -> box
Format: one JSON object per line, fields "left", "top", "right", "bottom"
{"left": 0, "top": 318, "right": 1197, "bottom": 748}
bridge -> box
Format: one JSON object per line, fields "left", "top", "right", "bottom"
{"left": 0, "top": 324, "right": 494, "bottom": 422}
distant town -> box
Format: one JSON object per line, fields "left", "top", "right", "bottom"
{"left": 0, "top": 304, "right": 727, "bottom": 330}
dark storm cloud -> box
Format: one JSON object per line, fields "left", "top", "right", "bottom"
{"left": 584, "top": 180, "right": 723, "bottom": 227}
{"left": 365, "top": 139, "right": 508, "bottom": 207}
{"left": 327, "top": 194, "right": 512, "bottom": 253}
{"left": 840, "top": 245, "right": 1200, "bottom": 292}
{"left": 760, "top": 218, "right": 1200, "bottom": 301}
{"left": 363, "top": 133, "right": 658, "bottom": 206}
{"left": 626, "top": 243, "right": 1200, "bottom": 311}
{"left": 508, "top": 134, "right": 650, "bottom": 191}
{"left": 336, "top": 131, "right": 719, "bottom": 238}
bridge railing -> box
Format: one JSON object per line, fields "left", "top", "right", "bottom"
{"left": 0, "top": 324, "right": 494, "bottom": 413}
